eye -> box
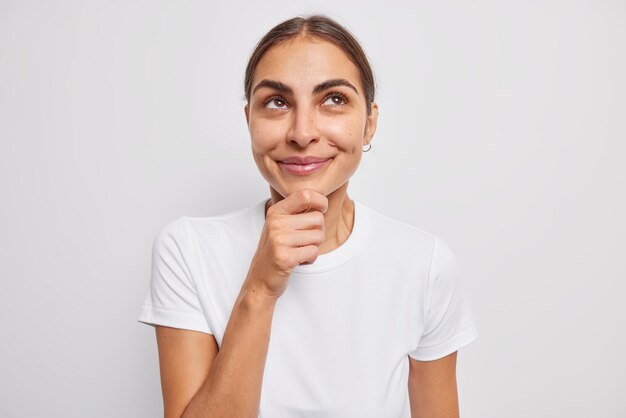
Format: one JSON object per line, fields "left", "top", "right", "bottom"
{"left": 323, "top": 92, "right": 348, "bottom": 107}
{"left": 264, "top": 96, "right": 288, "bottom": 109}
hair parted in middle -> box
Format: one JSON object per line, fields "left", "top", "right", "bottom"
{"left": 243, "top": 14, "right": 376, "bottom": 116}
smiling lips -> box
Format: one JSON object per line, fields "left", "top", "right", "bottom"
{"left": 278, "top": 156, "right": 332, "bottom": 175}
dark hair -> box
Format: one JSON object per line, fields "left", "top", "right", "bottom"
{"left": 244, "top": 14, "right": 376, "bottom": 115}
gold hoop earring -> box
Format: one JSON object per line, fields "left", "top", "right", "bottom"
{"left": 363, "top": 143, "right": 372, "bottom": 152}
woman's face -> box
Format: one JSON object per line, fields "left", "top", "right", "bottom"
{"left": 244, "top": 36, "right": 378, "bottom": 199}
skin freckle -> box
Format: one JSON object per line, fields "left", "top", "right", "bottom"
{"left": 246, "top": 36, "right": 378, "bottom": 210}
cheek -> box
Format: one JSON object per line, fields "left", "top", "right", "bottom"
{"left": 321, "top": 116, "right": 365, "bottom": 151}
{"left": 249, "top": 120, "right": 282, "bottom": 151}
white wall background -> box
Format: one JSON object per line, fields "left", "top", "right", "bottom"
{"left": 1, "top": 0, "right": 624, "bottom": 417}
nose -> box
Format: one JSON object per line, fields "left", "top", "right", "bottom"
{"left": 286, "top": 104, "right": 319, "bottom": 148}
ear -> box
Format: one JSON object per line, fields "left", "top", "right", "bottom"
{"left": 363, "top": 102, "right": 379, "bottom": 145}
{"left": 244, "top": 103, "right": 250, "bottom": 126}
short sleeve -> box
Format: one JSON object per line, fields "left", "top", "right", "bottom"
{"left": 409, "top": 235, "right": 479, "bottom": 361}
{"left": 137, "top": 218, "right": 213, "bottom": 334}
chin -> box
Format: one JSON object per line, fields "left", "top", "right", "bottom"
{"left": 272, "top": 182, "right": 327, "bottom": 198}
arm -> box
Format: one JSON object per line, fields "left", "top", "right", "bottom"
{"left": 408, "top": 351, "right": 459, "bottom": 418}
{"left": 154, "top": 190, "right": 327, "bottom": 418}
{"left": 156, "top": 279, "right": 277, "bottom": 418}
{"left": 156, "top": 326, "right": 219, "bottom": 417}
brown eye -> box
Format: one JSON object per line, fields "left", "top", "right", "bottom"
{"left": 265, "top": 97, "right": 287, "bottom": 109}
{"left": 323, "top": 92, "right": 348, "bottom": 106}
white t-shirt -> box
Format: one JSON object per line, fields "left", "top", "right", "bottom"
{"left": 138, "top": 198, "right": 479, "bottom": 418}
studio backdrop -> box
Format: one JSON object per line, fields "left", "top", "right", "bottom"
{"left": 1, "top": 1, "right": 624, "bottom": 417}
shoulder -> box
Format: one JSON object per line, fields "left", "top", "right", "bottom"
{"left": 152, "top": 207, "right": 240, "bottom": 247}
{"left": 151, "top": 217, "right": 195, "bottom": 262}
{"left": 154, "top": 216, "right": 190, "bottom": 245}
{"left": 153, "top": 201, "right": 263, "bottom": 256}
{"left": 360, "top": 202, "right": 437, "bottom": 251}
{"left": 151, "top": 203, "right": 258, "bottom": 268}
{"left": 182, "top": 203, "right": 261, "bottom": 230}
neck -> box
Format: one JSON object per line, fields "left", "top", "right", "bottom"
{"left": 265, "top": 182, "right": 355, "bottom": 255}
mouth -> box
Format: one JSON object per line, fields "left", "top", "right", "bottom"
{"left": 280, "top": 156, "right": 332, "bottom": 164}
{"left": 277, "top": 157, "right": 333, "bottom": 176}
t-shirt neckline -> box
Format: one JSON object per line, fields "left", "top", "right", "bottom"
{"left": 252, "top": 197, "right": 369, "bottom": 274}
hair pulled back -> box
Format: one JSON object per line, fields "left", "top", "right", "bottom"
{"left": 244, "top": 14, "right": 376, "bottom": 115}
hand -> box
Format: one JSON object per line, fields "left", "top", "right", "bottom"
{"left": 245, "top": 189, "right": 328, "bottom": 299}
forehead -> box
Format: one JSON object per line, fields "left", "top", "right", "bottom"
{"left": 252, "top": 37, "right": 361, "bottom": 92}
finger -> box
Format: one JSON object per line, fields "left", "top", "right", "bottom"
{"left": 293, "top": 245, "right": 321, "bottom": 266}
{"left": 282, "top": 211, "right": 325, "bottom": 231}
{"left": 272, "top": 189, "right": 328, "bottom": 216}
{"left": 280, "top": 229, "right": 325, "bottom": 247}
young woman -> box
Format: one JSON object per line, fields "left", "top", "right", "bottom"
{"left": 138, "top": 14, "right": 479, "bottom": 418}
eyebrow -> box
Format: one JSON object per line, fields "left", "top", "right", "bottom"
{"left": 251, "top": 78, "right": 359, "bottom": 96}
